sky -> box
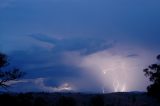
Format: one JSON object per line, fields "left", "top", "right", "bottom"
{"left": 0, "top": 0, "right": 160, "bottom": 93}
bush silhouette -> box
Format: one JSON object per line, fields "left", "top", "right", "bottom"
{"left": 17, "top": 93, "right": 33, "bottom": 106}
{"left": 0, "top": 93, "right": 35, "bottom": 106}
{"left": 143, "top": 54, "right": 160, "bottom": 99}
{"left": 0, "top": 94, "right": 19, "bottom": 106}
{"left": 57, "top": 96, "right": 76, "bottom": 106}
{"left": 34, "top": 97, "right": 47, "bottom": 106}
{"left": 90, "top": 95, "right": 104, "bottom": 106}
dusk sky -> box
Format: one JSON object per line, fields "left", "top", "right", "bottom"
{"left": 0, "top": 0, "right": 160, "bottom": 93}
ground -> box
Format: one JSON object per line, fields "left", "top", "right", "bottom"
{"left": 0, "top": 92, "right": 159, "bottom": 106}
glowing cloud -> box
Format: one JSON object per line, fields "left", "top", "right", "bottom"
{"left": 34, "top": 78, "right": 74, "bottom": 92}
{"left": 64, "top": 45, "right": 156, "bottom": 93}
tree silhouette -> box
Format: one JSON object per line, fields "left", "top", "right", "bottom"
{"left": 0, "top": 52, "right": 24, "bottom": 89}
{"left": 143, "top": 54, "right": 160, "bottom": 98}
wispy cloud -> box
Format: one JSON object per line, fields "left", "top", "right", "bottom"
{"left": 34, "top": 78, "right": 74, "bottom": 92}
{"left": 5, "top": 78, "right": 74, "bottom": 92}
{"left": 5, "top": 79, "right": 30, "bottom": 86}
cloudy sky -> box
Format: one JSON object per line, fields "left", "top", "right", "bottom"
{"left": 0, "top": 0, "right": 160, "bottom": 93}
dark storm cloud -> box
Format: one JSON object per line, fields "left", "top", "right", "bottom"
{"left": 30, "top": 34, "right": 114, "bottom": 55}
{"left": 7, "top": 33, "right": 114, "bottom": 79}
{"left": 1, "top": 32, "right": 116, "bottom": 92}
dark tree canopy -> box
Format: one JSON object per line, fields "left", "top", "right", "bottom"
{"left": 143, "top": 54, "right": 160, "bottom": 98}
{"left": 0, "top": 53, "right": 8, "bottom": 68}
{"left": 0, "top": 52, "right": 24, "bottom": 89}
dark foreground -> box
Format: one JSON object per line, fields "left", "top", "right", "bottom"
{"left": 0, "top": 92, "right": 159, "bottom": 106}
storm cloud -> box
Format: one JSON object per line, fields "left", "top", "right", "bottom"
{"left": 0, "top": 0, "right": 160, "bottom": 92}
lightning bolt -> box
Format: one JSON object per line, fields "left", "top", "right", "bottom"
{"left": 102, "top": 68, "right": 127, "bottom": 92}
{"left": 113, "top": 79, "right": 126, "bottom": 92}
{"left": 113, "top": 79, "right": 119, "bottom": 92}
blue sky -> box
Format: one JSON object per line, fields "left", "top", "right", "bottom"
{"left": 0, "top": 0, "right": 160, "bottom": 93}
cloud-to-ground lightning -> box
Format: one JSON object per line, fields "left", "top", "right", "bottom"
{"left": 103, "top": 69, "right": 124, "bottom": 92}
